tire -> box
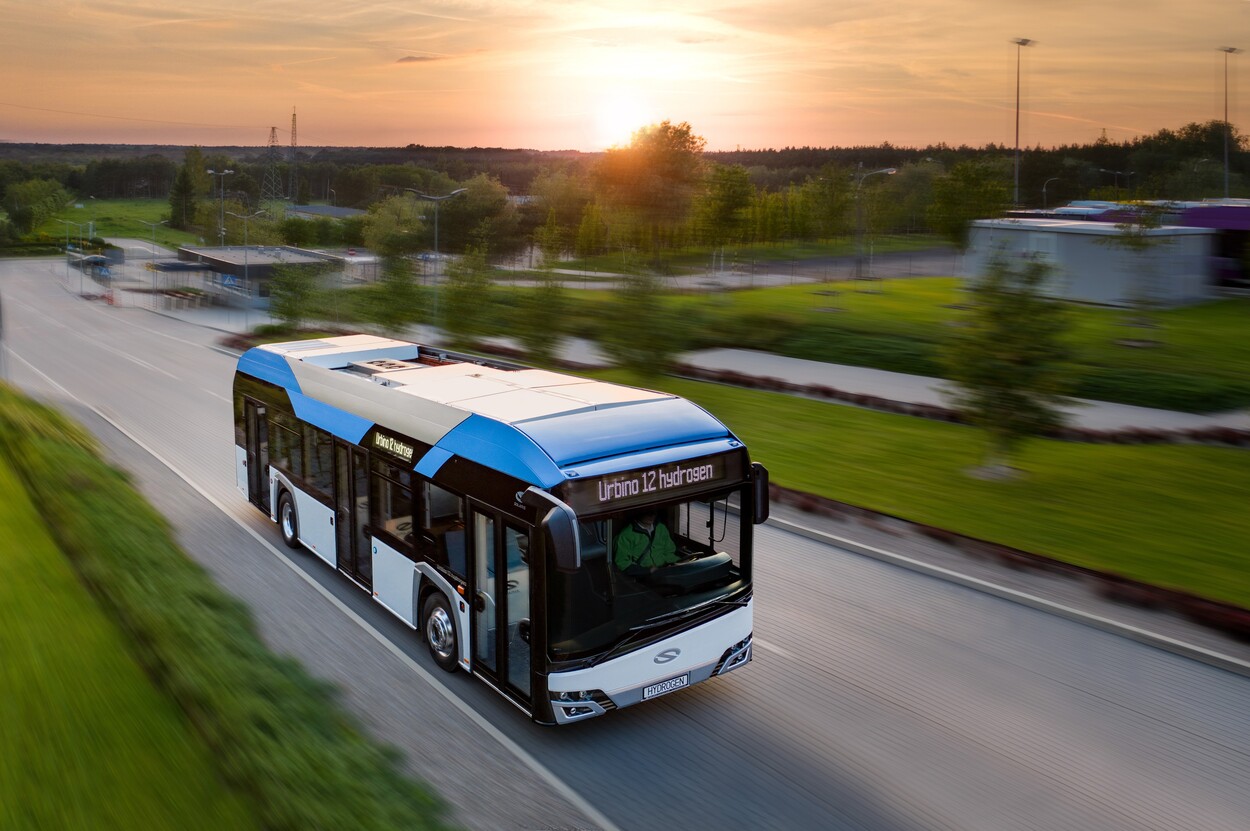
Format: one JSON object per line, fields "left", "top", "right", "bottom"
{"left": 422, "top": 592, "right": 460, "bottom": 673}
{"left": 278, "top": 491, "right": 300, "bottom": 550}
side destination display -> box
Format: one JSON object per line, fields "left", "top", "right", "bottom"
{"left": 560, "top": 452, "right": 745, "bottom": 514}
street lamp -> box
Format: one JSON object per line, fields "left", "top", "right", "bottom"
{"left": 404, "top": 187, "right": 468, "bottom": 275}
{"left": 1220, "top": 47, "right": 1242, "bottom": 199}
{"left": 57, "top": 219, "right": 86, "bottom": 293}
{"left": 329, "top": 188, "right": 336, "bottom": 207}
{"left": 87, "top": 195, "right": 97, "bottom": 240}
{"left": 227, "top": 210, "right": 265, "bottom": 330}
{"left": 1042, "top": 177, "right": 1060, "bottom": 210}
{"left": 854, "top": 166, "right": 896, "bottom": 286}
{"left": 138, "top": 219, "right": 168, "bottom": 296}
{"left": 1099, "top": 169, "right": 1134, "bottom": 199}
{"left": 1013, "top": 38, "right": 1036, "bottom": 206}
{"left": 207, "top": 169, "right": 234, "bottom": 246}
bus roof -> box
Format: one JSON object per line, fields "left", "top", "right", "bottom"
{"left": 237, "top": 335, "right": 741, "bottom": 488}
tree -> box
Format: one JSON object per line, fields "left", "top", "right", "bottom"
{"left": 595, "top": 120, "right": 707, "bottom": 251}
{"left": 2, "top": 178, "right": 70, "bottom": 234}
{"left": 942, "top": 254, "right": 1074, "bottom": 477}
{"left": 363, "top": 255, "right": 423, "bottom": 335}
{"left": 1097, "top": 205, "right": 1170, "bottom": 342}
{"left": 363, "top": 194, "right": 424, "bottom": 256}
{"left": 697, "top": 163, "right": 754, "bottom": 247}
{"left": 168, "top": 163, "right": 198, "bottom": 231}
{"left": 599, "top": 271, "right": 686, "bottom": 377}
{"left": 440, "top": 242, "right": 494, "bottom": 350}
{"left": 269, "top": 263, "right": 325, "bottom": 331}
{"left": 516, "top": 271, "right": 566, "bottom": 366}
{"left": 928, "top": 160, "right": 1011, "bottom": 251}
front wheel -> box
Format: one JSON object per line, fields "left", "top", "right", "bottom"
{"left": 422, "top": 592, "right": 460, "bottom": 673}
{"left": 278, "top": 491, "right": 300, "bottom": 550}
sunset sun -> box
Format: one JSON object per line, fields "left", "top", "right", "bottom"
{"left": 594, "top": 90, "right": 653, "bottom": 149}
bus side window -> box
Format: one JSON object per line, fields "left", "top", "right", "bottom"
{"left": 422, "top": 481, "right": 466, "bottom": 578}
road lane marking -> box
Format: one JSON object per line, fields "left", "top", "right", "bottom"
{"left": 769, "top": 515, "right": 1250, "bottom": 680}
{"left": 3, "top": 343, "right": 624, "bottom": 831}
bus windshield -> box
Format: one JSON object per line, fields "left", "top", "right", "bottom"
{"left": 547, "top": 487, "right": 751, "bottom": 662}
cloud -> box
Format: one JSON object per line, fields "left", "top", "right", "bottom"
{"left": 396, "top": 55, "right": 444, "bottom": 63}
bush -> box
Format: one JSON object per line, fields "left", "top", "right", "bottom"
{"left": 780, "top": 325, "right": 943, "bottom": 376}
{"left": 0, "top": 386, "right": 451, "bottom": 831}
{"left": 1073, "top": 367, "right": 1250, "bottom": 413}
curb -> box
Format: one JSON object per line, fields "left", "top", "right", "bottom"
{"left": 769, "top": 513, "right": 1250, "bottom": 680}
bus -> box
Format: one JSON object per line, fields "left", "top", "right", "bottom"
{"left": 233, "top": 334, "right": 768, "bottom": 725}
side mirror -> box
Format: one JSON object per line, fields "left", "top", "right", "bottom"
{"left": 518, "top": 618, "right": 531, "bottom": 644}
{"left": 521, "top": 488, "right": 581, "bottom": 573}
{"left": 751, "top": 463, "right": 770, "bottom": 524}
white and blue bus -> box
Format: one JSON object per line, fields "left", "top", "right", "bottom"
{"left": 233, "top": 335, "right": 767, "bottom": 724}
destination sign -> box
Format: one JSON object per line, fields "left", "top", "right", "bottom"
{"left": 372, "top": 431, "right": 415, "bottom": 463}
{"left": 561, "top": 452, "right": 745, "bottom": 514}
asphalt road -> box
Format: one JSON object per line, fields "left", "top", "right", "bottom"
{"left": 3, "top": 258, "right": 1248, "bottom": 831}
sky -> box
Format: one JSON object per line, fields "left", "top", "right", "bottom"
{"left": 0, "top": 1, "right": 1246, "bottom": 152}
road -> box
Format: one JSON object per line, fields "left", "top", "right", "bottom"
{"left": 2, "top": 257, "right": 1248, "bottom": 831}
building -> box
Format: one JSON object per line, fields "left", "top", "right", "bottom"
{"left": 964, "top": 218, "right": 1215, "bottom": 307}
{"left": 178, "top": 245, "right": 340, "bottom": 309}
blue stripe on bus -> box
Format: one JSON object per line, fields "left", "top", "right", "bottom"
{"left": 434, "top": 414, "right": 564, "bottom": 487}
{"left": 564, "top": 438, "right": 743, "bottom": 479}
{"left": 289, "top": 390, "right": 373, "bottom": 445}
{"left": 515, "top": 397, "right": 733, "bottom": 467}
{"left": 415, "top": 446, "right": 454, "bottom": 478}
{"left": 237, "top": 348, "right": 301, "bottom": 392}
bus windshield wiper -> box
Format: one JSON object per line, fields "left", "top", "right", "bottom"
{"left": 587, "top": 596, "right": 752, "bottom": 668}
{"left": 642, "top": 596, "right": 749, "bottom": 626}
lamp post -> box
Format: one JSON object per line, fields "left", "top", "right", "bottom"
{"left": 1012, "top": 38, "right": 1036, "bottom": 206}
{"left": 1042, "top": 177, "right": 1059, "bottom": 210}
{"left": 138, "top": 219, "right": 168, "bottom": 297}
{"left": 207, "top": 168, "right": 234, "bottom": 246}
{"left": 404, "top": 187, "right": 468, "bottom": 276}
{"left": 57, "top": 219, "right": 86, "bottom": 292}
{"left": 1220, "top": 47, "right": 1242, "bottom": 199}
{"left": 227, "top": 210, "right": 265, "bottom": 331}
{"left": 854, "top": 166, "right": 896, "bottom": 287}
{"left": 87, "top": 195, "right": 97, "bottom": 241}
{"left": 1099, "top": 169, "right": 1134, "bottom": 199}
{"left": 329, "top": 188, "right": 336, "bottom": 207}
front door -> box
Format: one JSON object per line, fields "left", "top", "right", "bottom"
{"left": 470, "top": 507, "right": 532, "bottom": 703}
{"left": 334, "top": 443, "right": 372, "bottom": 588}
{"left": 243, "top": 399, "right": 269, "bottom": 512}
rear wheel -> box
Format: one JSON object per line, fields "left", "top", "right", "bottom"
{"left": 278, "top": 491, "right": 300, "bottom": 549}
{"left": 423, "top": 593, "right": 459, "bottom": 673}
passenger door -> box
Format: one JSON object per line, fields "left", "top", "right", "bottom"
{"left": 243, "top": 399, "right": 269, "bottom": 513}
{"left": 470, "top": 506, "right": 532, "bottom": 704}
{"left": 334, "top": 442, "right": 372, "bottom": 588}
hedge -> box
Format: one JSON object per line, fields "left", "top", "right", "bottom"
{"left": 0, "top": 385, "right": 454, "bottom": 831}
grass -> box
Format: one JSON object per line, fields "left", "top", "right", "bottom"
{"left": 32, "top": 197, "right": 199, "bottom": 250}
{"left": 553, "top": 234, "right": 943, "bottom": 275}
{"left": 0, "top": 445, "right": 255, "bottom": 830}
{"left": 0, "top": 384, "right": 453, "bottom": 830}
{"left": 597, "top": 370, "right": 1250, "bottom": 608}
{"left": 552, "top": 276, "right": 1250, "bottom": 410}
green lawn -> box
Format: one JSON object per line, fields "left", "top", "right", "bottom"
{"left": 0, "top": 457, "right": 255, "bottom": 831}
{"left": 598, "top": 370, "right": 1250, "bottom": 608}
{"left": 33, "top": 198, "right": 198, "bottom": 250}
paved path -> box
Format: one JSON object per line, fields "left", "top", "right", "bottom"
{"left": 127, "top": 290, "right": 1250, "bottom": 433}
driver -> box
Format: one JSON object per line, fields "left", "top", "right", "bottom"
{"left": 614, "top": 511, "right": 681, "bottom": 573}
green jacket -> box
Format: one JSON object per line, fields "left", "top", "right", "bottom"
{"left": 614, "top": 521, "right": 679, "bottom": 570}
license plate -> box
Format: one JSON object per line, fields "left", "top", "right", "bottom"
{"left": 643, "top": 674, "right": 689, "bottom": 700}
